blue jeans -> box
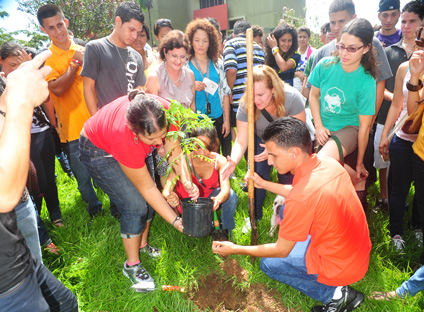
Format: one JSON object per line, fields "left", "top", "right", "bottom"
{"left": 0, "top": 258, "right": 78, "bottom": 312}
{"left": 397, "top": 266, "right": 424, "bottom": 298}
{"left": 33, "top": 199, "right": 51, "bottom": 246}
{"left": 209, "top": 188, "right": 238, "bottom": 232}
{"left": 389, "top": 135, "right": 419, "bottom": 236}
{"left": 254, "top": 135, "right": 293, "bottom": 220}
{"left": 413, "top": 153, "right": 424, "bottom": 262}
{"left": 62, "top": 139, "right": 102, "bottom": 216}
{"left": 260, "top": 236, "right": 336, "bottom": 304}
{"left": 79, "top": 135, "right": 154, "bottom": 237}
{"left": 30, "top": 128, "right": 62, "bottom": 221}
{"left": 15, "top": 198, "right": 42, "bottom": 263}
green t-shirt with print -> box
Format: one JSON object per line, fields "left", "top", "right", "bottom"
{"left": 308, "top": 56, "right": 376, "bottom": 131}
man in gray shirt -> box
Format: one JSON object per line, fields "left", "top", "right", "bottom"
{"left": 81, "top": 1, "right": 145, "bottom": 115}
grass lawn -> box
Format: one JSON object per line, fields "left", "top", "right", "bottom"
{"left": 38, "top": 159, "right": 424, "bottom": 311}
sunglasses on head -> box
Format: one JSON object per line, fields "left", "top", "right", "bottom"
{"left": 416, "top": 26, "right": 424, "bottom": 47}
{"left": 154, "top": 19, "right": 172, "bottom": 29}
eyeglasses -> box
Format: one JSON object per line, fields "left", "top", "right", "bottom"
{"left": 335, "top": 44, "right": 365, "bottom": 53}
{"left": 166, "top": 52, "right": 187, "bottom": 62}
{"left": 415, "top": 26, "right": 424, "bottom": 47}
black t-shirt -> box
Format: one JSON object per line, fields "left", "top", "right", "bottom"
{"left": 0, "top": 210, "right": 32, "bottom": 293}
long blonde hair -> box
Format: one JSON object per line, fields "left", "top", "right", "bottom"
{"left": 240, "top": 65, "right": 286, "bottom": 121}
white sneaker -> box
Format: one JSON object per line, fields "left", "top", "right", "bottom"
{"left": 241, "top": 217, "right": 251, "bottom": 234}
{"left": 414, "top": 229, "right": 423, "bottom": 247}
{"left": 391, "top": 235, "right": 405, "bottom": 251}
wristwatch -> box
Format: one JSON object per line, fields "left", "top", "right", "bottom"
{"left": 172, "top": 216, "right": 181, "bottom": 227}
{"left": 272, "top": 47, "right": 280, "bottom": 56}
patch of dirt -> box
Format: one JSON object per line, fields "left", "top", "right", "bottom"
{"left": 188, "top": 259, "right": 290, "bottom": 311}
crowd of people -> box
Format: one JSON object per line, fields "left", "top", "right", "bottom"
{"left": 3, "top": 0, "right": 424, "bottom": 311}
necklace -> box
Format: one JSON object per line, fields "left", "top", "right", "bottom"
{"left": 109, "top": 36, "right": 129, "bottom": 68}
{"left": 165, "top": 63, "right": 181, "bottom": 84}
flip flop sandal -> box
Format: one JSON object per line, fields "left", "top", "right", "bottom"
{"left": 53, "top": 219, "right": 64, "bottom": 227}
{"left": 45, "top": 242, "right": 60, "bottom": 255}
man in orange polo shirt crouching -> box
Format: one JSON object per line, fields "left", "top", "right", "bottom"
{"left": 212, "top": 117, "right": 371, "bottom": 312}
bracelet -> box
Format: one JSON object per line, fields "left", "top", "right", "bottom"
{"left": 72, "top": 59, "right": 82, "bottom": 66}
{"left": 70, "top": 62, "right": 78, "bottom": 70}
{"left": 272, "top": 47, "right": 279, "bottom": 56}
{"left": 171, "top": 216, "right": 181, "bottom": 227}
{"left": 406, "top": 79, "right": 423, "bottom": 92}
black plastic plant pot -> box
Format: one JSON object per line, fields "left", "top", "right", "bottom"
{"left": 181, "top": 197, "right": 213, "bottom": 237}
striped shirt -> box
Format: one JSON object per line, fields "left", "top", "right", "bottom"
{"left": 223, "top": 35, "right": 265, "bottom": 108}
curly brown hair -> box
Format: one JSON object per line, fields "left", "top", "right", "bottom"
{"left": 159, "top": 30, "right": 190, "bottom": 60}
{"left": 185, "top": 18, "right": 220, "bottom": 63}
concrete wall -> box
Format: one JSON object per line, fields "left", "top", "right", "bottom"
{"left": 144, "top": 0, "right": 305, "bottom": 45}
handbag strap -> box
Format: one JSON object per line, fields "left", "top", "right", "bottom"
{"left": 317, "top": 134, "right": 344, "bottom": 166}
{"left": 186, "top": 156, "right": 207, "bottom": 188}
{"left": 260, "top": 109, "right": 275, "bottom": 123}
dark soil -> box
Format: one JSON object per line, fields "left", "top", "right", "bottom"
{"left": 187, "top": 258, "right": 291, "bottom": 311}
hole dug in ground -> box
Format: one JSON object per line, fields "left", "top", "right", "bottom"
{"left": 188, "top": 258, "right": 290, "bottom": 311}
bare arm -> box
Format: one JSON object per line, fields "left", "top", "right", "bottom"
{"left": 372, "top": 80, "right": 386, "bottom": 125}
{"left": 309, "top": 85, "right": 330, "bottom": 146}
{"left": 83, "top": 76, "right": 98, "bottom": 116}
{"left": 356, "top": 114, "right": 373, "bottom": 180}
{"left": 41, "top": 96, "right": 57, "bottom": 128}
{"left": 379, "top": 64, "right": 407, "bottom": 157}
{"left": 407, "top": 51, "right": 424, "bottom": 114}
{"left": 301, "top": 77, "right": 310, "bottom": 99}
{"left": 273, "top": 54, "right": 296, "bottom": 73}
{"left": 222, "top": 94, "right": 231, "bottom": 137}
{"left": 0, "top": 50, "right": 52, "bottom": 212}
{"left": 211, "top": 154, "right": 231, "bottom": 210}
{"left": 226, "top": 69, "right": 237, "bottom": 90}
{"left": 383, "top": 88, "right": 393, "bottom": 102}
{"left": 189, "top": 70, "right": 196, "bottom": 112}
{"left": 161, "top": 170, "right": 180, "bottom": 209}
{"left": 119, "top": 163, "right": 182, "bottom": 231}
{"left": 145, "top": 73, "right": 160, "bottom": 95}
{"left": 164, "top": 135, "right": 199, "bottom": 200}
{"left": 48, "top": 63, "right": 80, "bottom": 97}
{"left": 247, "top": 172, "right": 293, "bottom": 197}
{"left": 222, "top": 119, "right": 248, "bottom": 179}
{"left": 212, "top": 235, "right": 296, "bottom": 258}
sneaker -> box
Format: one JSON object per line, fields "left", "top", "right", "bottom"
{"left": 392, "top": 235, "right": 405, "bottom": 251}
{"left": 372, "top": 198, "right": 388, "bottom": 213}
{"left": 311, "top": 286, "right": 364, "bottom": 312}
{"left": 123, "top": 261, "right": 155, "bottom": 291}
{"left": 414, "top": 229, "right": 423, "bottom": 247}
{"left": 140, "top": 244, "right": 162, "bottom": 258}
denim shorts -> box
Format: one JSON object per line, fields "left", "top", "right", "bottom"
{"left": 79, "top": 135, "right": 154, "bottom": 238}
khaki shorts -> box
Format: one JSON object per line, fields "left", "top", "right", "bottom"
{"left": 329, "top": 125, "right": 359, "bottom": 156}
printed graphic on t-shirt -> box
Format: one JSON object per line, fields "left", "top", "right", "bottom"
{"left": 126, "top": 60, "right": 138, "bottom": 93}
{"left": 324, "top": 87, "right": 345, "bottom": 114}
